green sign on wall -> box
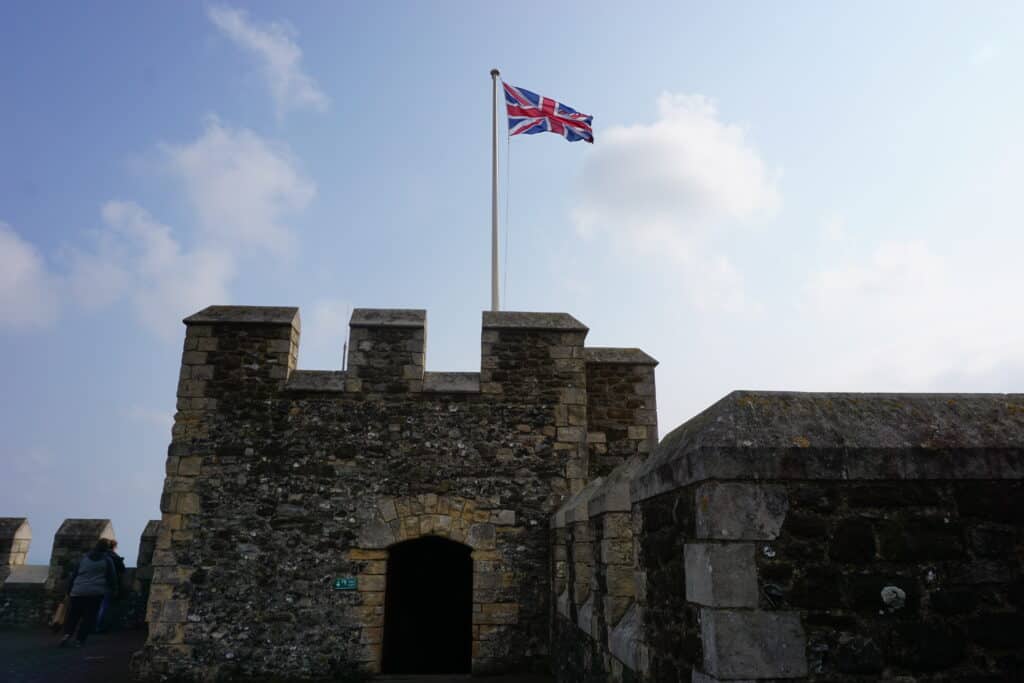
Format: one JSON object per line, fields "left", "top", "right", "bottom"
{"left": 333, "top": 577, "right": 357, "bottom": 591}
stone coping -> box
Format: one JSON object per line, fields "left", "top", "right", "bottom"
{"left": 4, "top": 564, "right": 48, "bottom": 585}
{"left": 285, "top": 370, "right": 347, "bottom": 392}
{"left": 184, "top": 306, "right": 300, "bottom": 328}
{"left": 54, "top": 519, "right": 114, "bottom": 539}
{"left": 0, "top": 518, "right": 30, "bottom": 538}
{"left": 423, "top": 372, "right": 480, "bottom": 393}
{"left": 588, "top": 456, "right": 644, "bottom": 517}
{"left": 632, "top": 390, "right": 1024, "bottom": 502}
{"left": 551, "top": 476, "right": 605, "bottom": 528}
{"left": 482, "top": 311, "right": 588, "bottom": 332}
{"left": 584, "top": 347, "right": 658, "bottom": 366}
{"left": 350, "top": 308, "right": 426, "bottom": 328}
{"left": 141, "top": 520, "right": 162, "bottom": 538}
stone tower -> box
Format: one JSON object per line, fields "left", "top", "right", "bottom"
{"left": 135, "top": 306, "right": 657, "bottom": 679}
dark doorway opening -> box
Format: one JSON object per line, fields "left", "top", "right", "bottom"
{"left": 382, "top": 536, "right": 473, "bottom": 674}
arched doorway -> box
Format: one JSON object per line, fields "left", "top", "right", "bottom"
{"left": 381, "top": 536, "right": 472, "bottom": 674}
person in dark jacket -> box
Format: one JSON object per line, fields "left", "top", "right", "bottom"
{"left": 59, "top": 538, "right": 117, "bottom": 647}
{"left": 95, "top": 538, "right": 125, "bottom": 631}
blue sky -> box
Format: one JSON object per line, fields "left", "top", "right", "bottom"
{"left": 2, "top": 2, "right": 1022, "bottom": 564}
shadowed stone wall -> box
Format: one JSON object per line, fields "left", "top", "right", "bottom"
{"left": 134, "top": 305, "right": 658, "bottom": 681}
{"left": 553, "top": 391, "right": 1024, "bottom": 682}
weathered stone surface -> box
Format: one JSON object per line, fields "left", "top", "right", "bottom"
{"left": 184, "top": 305, "right": 300, "bottom": 327}
{"left": 285, "top": 370, "right": 347, "bottom": 392}
{"left": 684, "top": 543, "right": 758, "bottom": 607}
{"left": 632, "top": 391, "right": 1024, "bottom": 501}
{"left": 700, "top": 608, "right": 808, "bottom": 679}
{"left": 482, "top": 311, "right": 587, "bottom": 331}
{"left": 423, "top": 371, "right": 480, "bottom": 393}
{"left": 608, "top": 602, "right": 646, "bottom": 672}
{"left": 349, "top": 308, "right": 425, "bottom": 328}
{"left": 0, "top": 518, "right": 31, "bottom": 573}
{"left": 694, "top": 482, "right": 789, "bottom": 540}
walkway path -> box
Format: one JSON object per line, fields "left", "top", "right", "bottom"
{"left": 0, "top": 628, "right": 554, "bottom": 682}
{"left": 0, "top": 627, "right": 146, "bottom": 683}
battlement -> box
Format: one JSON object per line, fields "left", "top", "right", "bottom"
{"left": 178, "top": 306, "right": 655, "bottom": 401}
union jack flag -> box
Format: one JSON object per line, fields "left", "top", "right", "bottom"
{"left": 503, "top": 82, "right": 594, "bottom": 143}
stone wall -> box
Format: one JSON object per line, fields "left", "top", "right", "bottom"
{"left": 134, "top": 306, "right": 658, "bottom": 681}
{"left": 552, "top": 391, "right": 1024, "bottom": 682}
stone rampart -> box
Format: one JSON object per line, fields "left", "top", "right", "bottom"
{"left": 134, "top": 306, "right": 658, "bottom": 680}
{"left": 552, "top": 391, "right": 1024, "bottom": 682}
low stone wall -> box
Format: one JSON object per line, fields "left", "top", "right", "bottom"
{"left": 552, "top": 391, "right": 1024, "bottom": 682}
{"left": 551, "top": 460, "right": 645, "bottom": 682}
{"left": 0, "top": 566, "right": 49, "bottom": 626}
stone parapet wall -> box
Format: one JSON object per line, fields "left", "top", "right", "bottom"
{"left": 551, "top": 459, "right": 646, "bottom": 682}
{"left": 552, "top": 391, "right": 1024, "bottom": 682}
{"left": 134, "top": 306, "right": 658, "bottom": 681}
{"left": 0, "top": 517, "right": 160, "bottom": 629}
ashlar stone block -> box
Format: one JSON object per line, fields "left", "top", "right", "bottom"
{"left": 700, "top": 608, "right": 807, "bottom": 679}
{"left": 695, "top": 482, "right": 788, "bottom": 540}
{"left": 684, "top": 543, "right": 758, "bottom": 607}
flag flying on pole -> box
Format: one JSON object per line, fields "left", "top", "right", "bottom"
{"left": 502, "top": 82, "right": 594, "bottom": 143}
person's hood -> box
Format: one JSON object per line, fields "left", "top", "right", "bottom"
{"left": 86, "top": 550, "right": 105, "bottom": 561}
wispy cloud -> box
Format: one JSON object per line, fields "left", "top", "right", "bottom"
{"left": 208, "top": 5, "right": 328, "bottom": 117}
{"left": 68, "top": 200, "right": 235, "bottom": 340}
{"left": 804, "top": 238, "right": 1024, "bottom": 389}
{"left": 12, "top": 119, "right": 314, "bottom": 339}
{"left": 0, "top": 222, "right": 60, "bottom": 329}
{"left": 572, "top": 93, "right": 780, "bottom": 311}
{"left": 164, "top": 117, "right": 315, "bottom": 256}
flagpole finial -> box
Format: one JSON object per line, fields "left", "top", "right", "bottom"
{"left": 490, "top": 68, "right": 500, "bottom": 78}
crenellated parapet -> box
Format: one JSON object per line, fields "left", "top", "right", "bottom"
{"left": 1, "top": 517, "right": 158, "bottom": 628}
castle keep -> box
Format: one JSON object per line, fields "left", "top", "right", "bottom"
{"left": 135, "top": 306, "right": 658, "bottom": 678}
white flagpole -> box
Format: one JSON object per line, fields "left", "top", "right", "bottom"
{"left": 490, "top": 68, "right": 500, "bottom": 312}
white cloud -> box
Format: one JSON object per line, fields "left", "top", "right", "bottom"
{"left": 575, "top": 93, "right": 779, "bottom": 241}
{"left": 208, "top": 5, "right": 328, "bottom": 116}
{"left": 68, "top": 201, "right": 235, "bottom": 340}
{"left": 164, "top": 117, "right": 315, "bottom": 255}
{"left": 14, "top": 118, "right": 312, "bottom": 339}
{"left": 0, "top": 222, "right": 60, "bottom": 328}
{"left": 970, "top": 41, "right": 999, "bottom": 67}
{"left": 804, "top": 239, "right": 1024, "bottom": 390}
{"left": 821, "top": 214, "right": 848, "bottom": 243}
{"left": 572, "top": 93, "right": 779, "bottom": 310}
{"left": 297, "top": 298, "right": 351, "bottom": 370}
